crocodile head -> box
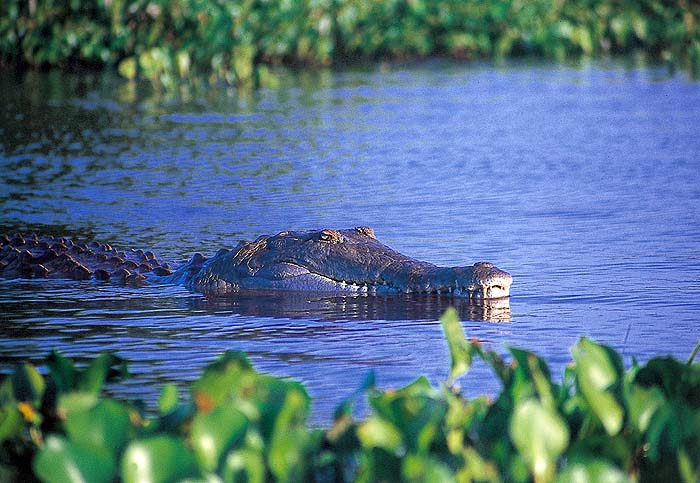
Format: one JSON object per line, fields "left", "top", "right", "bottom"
{"left": 184, "top": 227, "right": 512, "bottom": 299}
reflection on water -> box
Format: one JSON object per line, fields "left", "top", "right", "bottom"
{"left": 0, "top": 280, "right": 510, "bottom": 324}
{"left": 1, "top": 60, "right": 700, "bottom": 423}
{"left": 194, "top": 291, "right": 511, "bottom": 322}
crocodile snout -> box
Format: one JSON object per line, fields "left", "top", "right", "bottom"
{"left": 469, "top": 262, "right": 512, "bottom": 300}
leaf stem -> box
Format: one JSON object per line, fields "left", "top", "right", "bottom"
{"left": 687, "top": 340, "right": 700, "bottom": 365}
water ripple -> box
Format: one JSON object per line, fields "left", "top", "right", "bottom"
{"left": 1, "top": 61, "right": 700, "bottom": 422}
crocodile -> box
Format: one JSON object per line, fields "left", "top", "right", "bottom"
{"left": 0, "top": 227, "right": 512, "bottom": 300}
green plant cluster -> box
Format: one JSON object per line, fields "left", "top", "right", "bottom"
{"left": 1, "top": 309, "right": 700, "bottom": 483}
{"left": 1, "top": 0, "right": 699, "bottom": 88}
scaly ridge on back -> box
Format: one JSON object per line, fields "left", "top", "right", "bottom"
{"left": 0, "top": 233, "right": 173, "bottom": 284}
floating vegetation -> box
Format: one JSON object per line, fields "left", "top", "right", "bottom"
{"left": 1, "top": 0, "right": 699, "bottom": 88}
{"left": 1, "top": 308, "right": 699, "bottom": 482}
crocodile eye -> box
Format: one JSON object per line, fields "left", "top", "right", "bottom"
{"left": 355, "top": 226, "right": 376, "bottom": 239}
{"left": 319, "top": 229, "right": 343, "bottom": 243}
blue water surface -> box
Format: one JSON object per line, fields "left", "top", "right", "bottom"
{"left": 1, "top": 60, "right": 699, "bottom": 423}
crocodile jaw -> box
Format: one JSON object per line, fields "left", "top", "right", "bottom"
{"left": 194, "top": 261, "right": 512, "bottom": 299}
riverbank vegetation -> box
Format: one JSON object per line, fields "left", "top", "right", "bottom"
{"left": 1, "top": 308, "right": 699, "bottom": 483}
{"left": 1, "top": 0, "right": 699, "bottom": 88}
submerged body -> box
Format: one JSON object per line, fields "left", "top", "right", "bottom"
{"left": 0, "top": 227, "right": 512, "bottom": 300}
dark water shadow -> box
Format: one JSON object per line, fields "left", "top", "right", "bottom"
{"left": 195, "top": 290, "right": 511, "bottom": 323}
{"left": 0, "top": 278, "right": 510, "bottom": 326}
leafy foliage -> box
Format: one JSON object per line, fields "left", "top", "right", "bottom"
{"left": 0, "top": 308, "right": 699, "bottom": 482}
{"left": 1, "top": 0, "right": 699, "bottom": 88}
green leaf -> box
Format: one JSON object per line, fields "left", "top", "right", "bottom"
{"left": 268, "top": 427, "right": 309, "bottom": 482}
{"left": 193, "top": 350, "right": 309, "bottom": 444}
{"left": 370, "top": 377, "right": 448, "bottom": 452}
{"left": 635, "top": 357, "right": 700, "bottom": 406}
{"left": 177, "top": 475, "right": 224, "bottom": 483}
{"left": 556, "top": 458, "right": 632, "bottom": 483}
{"left": 33, "top": 435, "right": 116, "bottom": 483}
{"left": 572, "top": 339, "right": 620, "bottom": 389}
{"left": 402, "top": 454, "right": 456, "bottom": 483}
{"left": 644, "top": 401, "right": 694, "bottom": 461}
{"left": 571, "top": 338, "right": 624, "bottom": 435}
{"left": 64, "top": 399, "right": 133, "bottom": 456}
{"left": 191, "top": 351, "right": 253, "bottom": 411}
{"left": 191, "top": 405, "right": 248, "bottom": 472}
{"left": 0, "top": 378, "right": 14, "bottom": 405}
{"left": 156, "top": 401, "right": 194, "bottom": 433}
{"left": 268, "top": 388, "right": 311, "bottom": 481}
{"left": 566, "top": 434, "right": 633, "bottom": 471}
{"left": 121, "top": 435, "right": 198, "bottom": 483}
{"left": 627, "top": 384, "right": 665, "bottom": 433}
{"left": 233, "top": 44, "right": 257, "bottom": 82}
{"left": 509, "top": 347, "right": 555, "bottom": 405}
{"left": 118, "top": 57, "right": 137, "bottom": 80}
{"left": 460, "top": 447, "right": 501, "bottom": 483}
{"left": 0, "top": 404, "right": 22, "bottom": 443}
{"left": 222, "top": 448, "right": 265, "bottom": 483}
{"left": 58, "top": 391, "right": 99, "bottom": 416}
{"left": 176, "top": 50, "right": 191, "bottom": 78}
{"left": 678, "top": 447, "right": 699, "bottom": 483}
{"left": 367, "top": 377, "right": 447, "bottom": 453}
{"left": 440, "top": 307, "right": 473, "bottom": 382}
{"left": 510, "top": 399, "right": 569, "bottom": 483}
{"left": 159, "top": 383, "right": 179, "bottom": 415}
{"left": 47, "top": 351, "right": 77, "bottom": 393}
{"left": 12, "top": 363, "right": 45, "bottom": 404}
{"left": 78, "top": 353, "right": 128, "bottom": 395}
{"left": 357, "top": 417, "right": 403, "bottom": 452}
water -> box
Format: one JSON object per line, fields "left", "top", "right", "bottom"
{"left": 1, "top": 60, "right": 699, "bottom": 423}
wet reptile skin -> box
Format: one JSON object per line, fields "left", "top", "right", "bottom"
{"left": 0, "top": 228, "right": 512, "bottom": 300}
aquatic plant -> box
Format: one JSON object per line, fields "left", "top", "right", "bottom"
{"left": 1, "top": 0, "right": 699, "bottom": 87}
{"left": 1, "top": 309, "right": 699, "bottom": 482}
